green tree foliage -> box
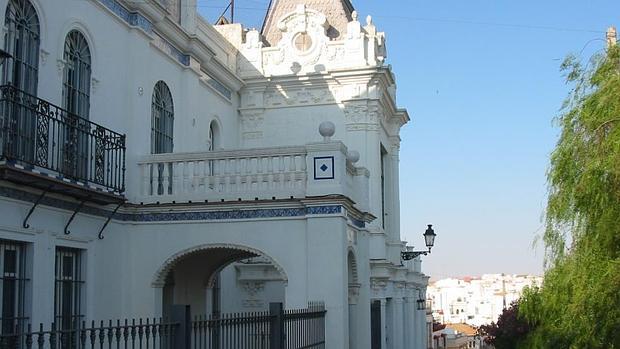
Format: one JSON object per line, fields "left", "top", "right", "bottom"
{"left": 479, "top": 300, "right": 531, "bottom": 349}
{"left": 520, "top": 45, "right": 620, "bottom": 348}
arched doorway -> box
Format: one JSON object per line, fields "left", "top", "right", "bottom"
{"left": 153, "top": 244, "right": 288, "bottom": 317}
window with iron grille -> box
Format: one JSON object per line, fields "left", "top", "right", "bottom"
{"left": 151, "top": 81, "right": 174, "bottom": 154}
{"left": 54, "top": 247, "right": 84, "bottom": 332}
{"left": 62, "top": 30, "right": 92, "bottom": 180}
{"left": 151, "top": 81, "right": 174, "bottom": 195}
{"left": 0, "top": 239, "right": 28, "bottom": 336}
{"left": 2, "top": 0, "right": 41, "bottom": 163}
{"left": 2, "top": 0, "right": 40, "bottom": 94}
{"left": 62, "top": 30, "right": 91, "bottom": 120}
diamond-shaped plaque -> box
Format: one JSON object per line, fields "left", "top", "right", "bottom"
{"left": 314, "top": 156, "right": 334, "bottom": 180}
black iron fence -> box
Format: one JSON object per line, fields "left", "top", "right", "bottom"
{"left": 0, "top": 303, "right": 325, "bottom": 349}
{"left": 191, "top": 311, "right": 272, "bottom": 349}
{"left": 0, "top": 85, "right": 126, "bottom": 193}
{"left": 0, "top": 318, "right": 178, "bottom": 349}
{"left": 283, "top": 303, "right": 325, "bottom": 349}
{"left": 190, "top": 303, "right": 325, "bottom": 349}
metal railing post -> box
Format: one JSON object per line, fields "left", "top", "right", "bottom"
{"left": 269, "top": 302, "right": 284, "bottom": 349}
{"left": 169, "top": 305, "right": 191, "bottom": 349}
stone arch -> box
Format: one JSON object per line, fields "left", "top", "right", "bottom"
{"left": 57, "top": 19, "right": 97, "bottom": 74}
{"left": 208, "top": 117, "right": 222, "bottom": 150}
{"left": 151, "top": 243, "right": 289, "bottom": 287}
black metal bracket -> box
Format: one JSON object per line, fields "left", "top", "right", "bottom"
{"left": 98, "top": 203, "right": 122, "bottom": 240}
{"left": 401, "top": 250, "right": 430, "bottom": 261}
{"left": 64, "top": 199, "right": 87, "bottom": 235}
{"left": 22, "top": 187, "right": 50, "bottom": 228}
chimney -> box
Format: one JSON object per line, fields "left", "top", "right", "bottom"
{"left": 607, "top": 26, "right": 617, "bottom": 48}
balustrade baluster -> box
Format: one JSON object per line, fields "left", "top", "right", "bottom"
{"left": 267, "top": 157, "right": 274, "bottom": 191}
{"left": 167, "top": 162, "right": 175, "bottom": 197}
{"left": 151, "top": 163, "right": 160, "bottom": 197}
{"left": 199, "top": 160, "right": 207, "bottom": 193}
{"left": 192, "top": 160, "right": 199, "bottom": 193}
{"left": 256, "top": 157, "right": 264, "bottom": 192}
{"left": 222, "top": 159, "right": 230, "bottom": 194}
{"left": 141, "top": 164, "right": 148, "bottom": 196}
{"left": 182, "top": 161, "right": 190, "bottom": 194}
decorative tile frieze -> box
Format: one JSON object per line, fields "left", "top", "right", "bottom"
{"left": 203, "top": 73, "right": 232, "bottom": 100}
{"left": 347, "top": 213, "right": 365, "bottom": 228}
{"left": 306, "top": 205, "right": 342, "bottom": 215}
{"left": 98, "top": 0, "right": 153, "bottom": 33}
{"left": 0, "top": 186, "right": 344, "bottom": 223}
{"left": 152, "top": 32, "right": 190, "bottom": 66}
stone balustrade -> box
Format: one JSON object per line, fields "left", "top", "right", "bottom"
{"left": 136, "top": 142, "right": 369, "bottom": 208}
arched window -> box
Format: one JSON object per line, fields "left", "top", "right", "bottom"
{"left": 3, "top": 0, "right": 40, "bottom": 93}
{"left": 208, "top": 121, "right": 219, "bottom": 151}
{"left": 62, "top": 30, "right": 91, "bottom": 119}
{"left": 61, "top": 30, "right": 91, "bottom": 179}
{"left": 151, "top": 81, "right": 174, "bottom": 154}
{"left": 2, "top": 0, "right": 40, "bottom": 163}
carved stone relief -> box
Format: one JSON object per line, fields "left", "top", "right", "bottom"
{"left": 348, "top": 283, "right": 361, "bottom": 304}
{"left": 240, "top": 112, "right": 264, "bottom": 140}
{"left": 370, "top": 278, "right": 387, "bottom": 295}
{"left": 241, "top": 281, "right": 265, "bottom": 308}
{"left": 262, "top": 88, "right": 335, "bottom": 108}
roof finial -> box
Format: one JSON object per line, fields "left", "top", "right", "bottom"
{"left": 351, "top": 11, "right": 358, "bottom": 22}
{"left": 607, "top": 26, "right": 617, "bottom": 48}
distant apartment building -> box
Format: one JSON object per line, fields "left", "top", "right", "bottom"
{"left": 427, "top": 274, "right": 542, "bottom": 326}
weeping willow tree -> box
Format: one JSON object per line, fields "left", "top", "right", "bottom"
{"left": 519, "top": 44, "right": 620, "bottom": 348}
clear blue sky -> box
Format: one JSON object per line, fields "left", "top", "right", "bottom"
{"left": 199, "top": 1, "right": 620, "bottom": 279}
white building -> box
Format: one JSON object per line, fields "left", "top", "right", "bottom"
{"left": 0, "top": 0, "right": 431, "bottom": 347}
{"left": 428, "top": 274, "right": 542, "bottom": 327}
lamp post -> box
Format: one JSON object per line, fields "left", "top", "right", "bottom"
{"left": 401, "top": 224, "right": 437, "bottom": 261}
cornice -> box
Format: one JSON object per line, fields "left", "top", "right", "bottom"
{"left": 118, "top": 0, "right": 243, "bottom": 92}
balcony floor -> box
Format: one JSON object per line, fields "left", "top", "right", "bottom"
{"left": 0, "top": 160, "right": 125, "bottom": 205}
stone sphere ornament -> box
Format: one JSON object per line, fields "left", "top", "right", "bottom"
{"left": 347, "top": 150, "right": 360, "bottom": 163}
{"left": 319, "top": 121, "right": 335, "bottom": 142}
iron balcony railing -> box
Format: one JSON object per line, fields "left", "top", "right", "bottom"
{"left": 0, "top": 85, "right": 126, "bottom": 193}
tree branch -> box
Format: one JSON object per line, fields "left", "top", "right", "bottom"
{"left": 594, "top": 118, "right": 620, "bottom": 132}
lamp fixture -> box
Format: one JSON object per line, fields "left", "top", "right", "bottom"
{"left": 401, "top": 224, "right": 437, "bottom": 261}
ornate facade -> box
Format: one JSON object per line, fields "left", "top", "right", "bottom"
{"left": 0, "top": 0, "right": 430, "bottom": 347}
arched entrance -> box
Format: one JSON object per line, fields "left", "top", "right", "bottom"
{"left": 152, "top": 244, "right": 288, "bottom": 317}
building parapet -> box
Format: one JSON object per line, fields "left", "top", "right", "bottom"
{"left": 135, "top": 139, "right": 369, "bottom": 212}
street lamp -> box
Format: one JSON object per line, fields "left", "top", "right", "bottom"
{"left": 416, "top": 299, "right": 426, "bottom": 310}
{"left": 401, "top": 224, "right": 436, "bottom": 261}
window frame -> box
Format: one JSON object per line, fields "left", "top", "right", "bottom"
{"left": 0, "top": 239, "right": 29, "bottom": 338}
{"left": 150, "top": 81, "right": 174, "bottom": 155}
{"left": 54, "top": 247, "right": 85, "bottom": 332}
